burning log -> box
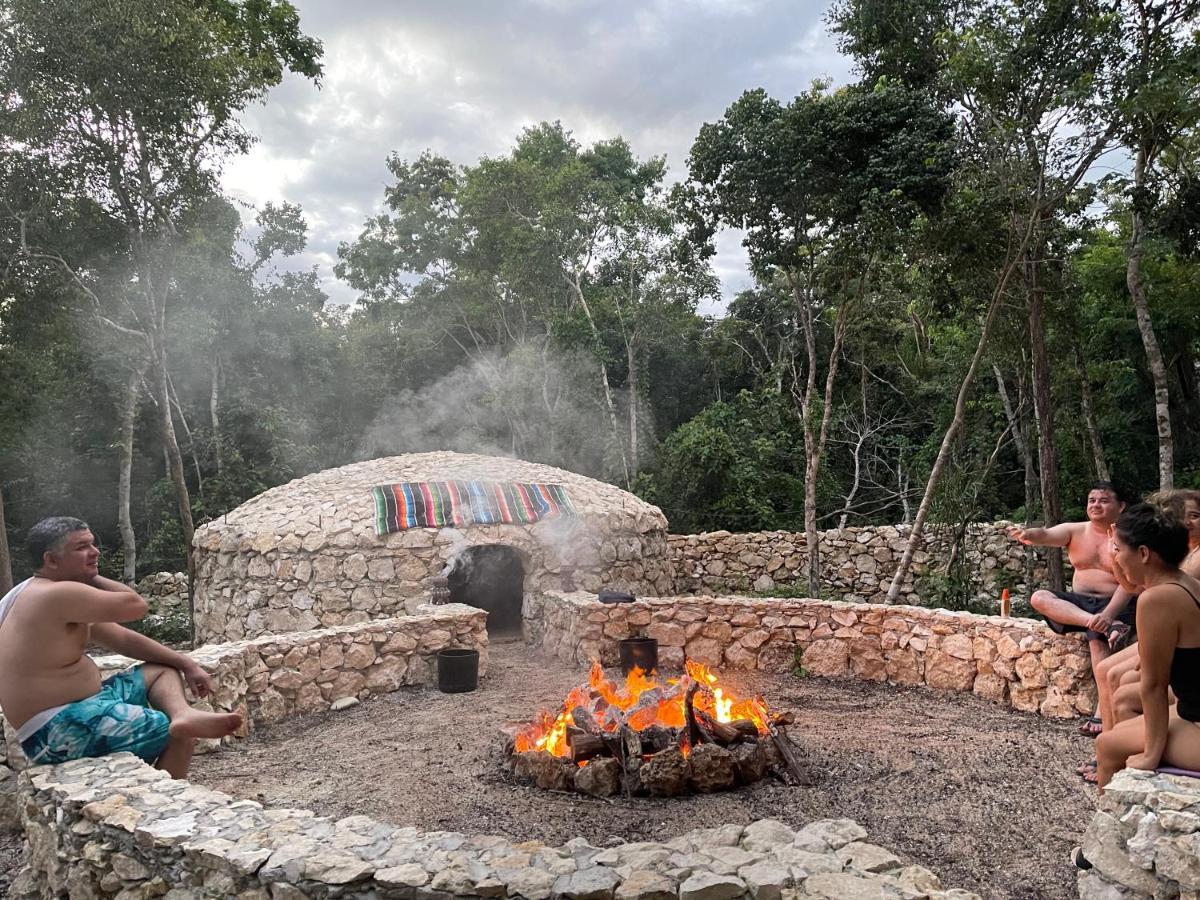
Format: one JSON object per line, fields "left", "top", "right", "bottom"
{"left": 695, "top": 710, "right": 754, "bottom": 746}
{"left": 568, "top": 731, "right": 606, "bottom": 763}
{"left": 571, "top": 706, "right": 600, "bottom": 735}
{"left": 639, "top": 725, "right": 676, "bottom": 754}
{"left": 620, "top": 726, "right": 644, "bottom": 796}
{"left": 507, "top": 659, "right": 791, "bottom": 797}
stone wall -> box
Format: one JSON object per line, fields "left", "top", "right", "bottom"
{"left": 15, "top": 753, "right": 979, "bottom": 899}
{"left": 524, "top": 593, "right": 1095, "bottom": 719}
{"left": 3, "top": 605, "right": 487, "bottom": 774}
{"left": 1079, "top": 768, "right": 1200, "bottom": 898}
{"left": 669, "top": 522, "right": 1053, "bottom": 605}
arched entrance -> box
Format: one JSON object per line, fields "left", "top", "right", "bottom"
{"left": 447, "top": 545, "right": 526, "bottom": 636}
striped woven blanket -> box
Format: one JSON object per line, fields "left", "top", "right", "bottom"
{"left": 372, "top": 481, "right": 577, "bottom": 533}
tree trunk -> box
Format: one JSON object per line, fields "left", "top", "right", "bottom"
{"left": 887, "top": 233, "right": 1032, "bottom": 602}
{"left": 151, "top": 342, "right": 195, "bottom": 631}
{"left": 1127, "top": 145, "right": 1174, "bottom": 490}
{"left": 992, "top": 362, "right": 1039, "bottom": 585}
{"left": 118, "top": 368, "right": 140, "bottom": 584}
{"left": 1074, "top": 348, "right": 1110, "bottom": 481}
{"left": 0, "top": 480, "right": 12, "bottom": 594}
{"left": 210, "top": 356, "right": 223, "bottom": 475}
{"left": 1026, "top": 242, "right": 1065, "bottom": 591}
{"left": 627, "top": 339, "right": 639, "bottom": 479}
{"left": 568, "top": 275, "right": 631, "bottom": 487}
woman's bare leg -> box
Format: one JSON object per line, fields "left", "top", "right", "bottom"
{"left": 1097, "top": 645, "right": 1139, "bottom": 730}
{"left": 1096, "top": 716, "right": 1146, "bottom": 787}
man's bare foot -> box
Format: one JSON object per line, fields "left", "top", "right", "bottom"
{"left": 168, "top": 709, "right": 244, "bottom": 740}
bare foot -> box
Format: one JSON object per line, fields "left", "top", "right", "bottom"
{"left": 168, "top": 709, "right": 244, "bottom": 740}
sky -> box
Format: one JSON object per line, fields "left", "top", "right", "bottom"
{"left": 221, "top": 1, "right": 856, "bottom": 315}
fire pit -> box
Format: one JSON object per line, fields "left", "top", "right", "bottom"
{"left": 503, "top": 660, "right": 807, "bottom": 797}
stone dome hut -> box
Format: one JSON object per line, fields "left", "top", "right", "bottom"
{"left": 192, "top": 452, "right": 673, "bottom": 644}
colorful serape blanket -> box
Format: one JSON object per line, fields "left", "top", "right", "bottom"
{"left": 372, "top": 481, "right": 576, "bottom": 533}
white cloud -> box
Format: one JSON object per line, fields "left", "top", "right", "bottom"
{"left": 224, "top": 1, "right": 855, "bottom": 310}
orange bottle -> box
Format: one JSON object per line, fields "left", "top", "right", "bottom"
{"left": 1000, "top": 588, "right": 1012, "bottom": 617}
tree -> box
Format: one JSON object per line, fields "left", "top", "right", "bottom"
{"left": 1112, "top": 0, "right": 1200, "bottom": 490}
{"left": 684, "top": 81, "right": 955, "bottom": 595}
{"left": 832, "top": 0, "right": 1124, "bottom": 600}
{"left": 0, "top": 0, "right": 322, "bottom": 597}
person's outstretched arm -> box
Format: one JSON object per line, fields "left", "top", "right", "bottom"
{"left": 1009, "top": 522, "right": 1075, "bottom": 547}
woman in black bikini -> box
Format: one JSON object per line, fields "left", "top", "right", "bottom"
{"left": 1095, "top": 500, "right": 1200, "bottom": 788}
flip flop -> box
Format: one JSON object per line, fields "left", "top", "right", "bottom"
{"left": 1107, "top": 622, "right": 1134, "bottom": 652}
{"left": 1076, "top": 758, "right": 1097, "bottom": 775}
{"left": 1077, "top": 716, "right": 1103, "bottom": 736}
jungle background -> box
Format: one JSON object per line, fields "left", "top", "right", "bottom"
{"left": 2, "top": 0, "right": 1198, "bottom": 614}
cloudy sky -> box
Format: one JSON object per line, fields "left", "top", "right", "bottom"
{"left": 222, "top": 1, "right": 855, "bottom": 314}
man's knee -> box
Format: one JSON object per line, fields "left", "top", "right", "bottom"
{"left": 1030, "top": 590, "right": 1054, "bottom": 613}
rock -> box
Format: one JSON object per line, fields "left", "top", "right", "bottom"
{"left": 575, "top": 758, "right": 622, "bottom": 798}
{"left": 614, "top": 869, "right": 677, "bottom": 900}
{"left": 330, "top": 696, "right": 359, "bottom": 711}
{"left": 801, "top": 640, "right": 849, "bottom": 677}
{"left": 678, "top": 872, "right": 746, "bottom": 900}
{"left": 837, "top": 841, "right": 902, "bottom": 873}
{"left": 732, "top": 741, "right": 768, "bottom": 785}
{"left": 924, "top": 650, "right": 976, "bottom": 692}
{"left": 642, "top": 747, "right": 689, "bottom": 797}
{"left": 737, "top": 861, "right": 791, "bottom": 900}
{"left": 504, "top": 866, "right": 557, "bottom": 900}
{"left": 801, "top": 872, "right": 892, "bottom": 899}
{"left": 511, "top": 751, "right": 573, "bottom": 792}
{"left": 688, "top": 744, "right": 736, "bottom": 793}
{"left": 742, "top": 820, "right": 797, "bottom": 852}
{"left": 553, "top": 866, "right": 621, "bottom": 900}
{"left": 794, "top": 819, "right": 867, "bottom": 852}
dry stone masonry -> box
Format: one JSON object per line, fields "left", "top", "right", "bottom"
{"left": 193, "top": 452, "right": 673, "bottom": 644}
{"left": 2, "top": 605, "right": 487, "bottom": 774}
{"left": 1079, "top": 769, "right": 1200, "bottom": 899}
{"left": 14, "top": 753, "right": 982, "bottom": 899}
{"left": 670, "top": 523, "right": 1050, "bottom": 606}
{"left": 525, "top": 593, "right": 1096, "bottom": 718}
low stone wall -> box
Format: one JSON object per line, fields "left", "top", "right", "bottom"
{"left": 16, "top": 753, "right": 979, "bottom": 899}
{"left": 1079, "top": 768, "right": 1200, "bottom": 898}
{"left": 669, "top": 522, "right": 1053, "bottom": 605}
{"left": 3, "top": 605, "right": 487, "bottom": 772}
{"left": 134, "top": 571, "right": 189, "bottom": 605}
{"left": 524, "top": 593, "right": 1095, "bottom": 718}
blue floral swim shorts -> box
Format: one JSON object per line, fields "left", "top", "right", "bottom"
{"left": 20, "top": 667, "right": 170, "bottom": 766}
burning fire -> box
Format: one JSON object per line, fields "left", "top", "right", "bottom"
{"left": 513, "top": 660, "right": 770, "bottom": 758}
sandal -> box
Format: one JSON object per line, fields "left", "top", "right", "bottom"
{"left": 1107, "top": 622, "right": 1134, "bottom": 652}
{"left": 1070, "top": 846, "right": 1093, "bottom": 870}
{"left": 1077, "top": 716, "right": 1103, "bottom": 737}
{"left": 1076, "top": 758, "right": 1097, "bottom": 776}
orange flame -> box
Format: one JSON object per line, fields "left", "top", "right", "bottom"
{"left": 512, "top": 658, "right": 770, "bottom": 758}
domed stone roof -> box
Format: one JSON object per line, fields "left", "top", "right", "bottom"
{"left": 200, "top": 452, "right": 666, "bottom": 539}
{"left": 193, "top": 452, "right": 674, "bottom": 644}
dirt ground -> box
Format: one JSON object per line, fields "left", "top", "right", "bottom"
{"left": 192, "top": 639, "right": 1098, "bottom": 900}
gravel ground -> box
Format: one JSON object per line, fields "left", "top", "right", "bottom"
{"left": 192, "top": 639, "right": 1097, "bottom": 900}
{"left": 0, "top": 830, "right": 26, "bottom": 897}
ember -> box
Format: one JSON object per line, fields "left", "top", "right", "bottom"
{"left": 504, "top": 660, "right": 808, "bottom": 797}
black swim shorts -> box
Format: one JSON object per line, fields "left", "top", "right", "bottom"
{"left": 1041, "top": 590, "right": 1136, "bottom": 642}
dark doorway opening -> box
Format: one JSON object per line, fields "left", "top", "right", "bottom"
{"left": 447, "top": 545, "right": 526, "bottom": 635}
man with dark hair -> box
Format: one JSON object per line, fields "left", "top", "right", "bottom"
{"left": 1010, "top": 482, "right": 1136, "bottom": 735}
{"left": 0, "top": 517, "right": 241, "bottom": 777}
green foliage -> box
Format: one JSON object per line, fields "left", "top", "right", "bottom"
{"left": 637, "top": 390, "right": 806, "bottom": 533}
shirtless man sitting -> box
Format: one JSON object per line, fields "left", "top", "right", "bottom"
{"left": 0, "top": 517, "right": 242, "bottom": 777}
{"left": 1009, "top": 482, "right": 1136, "bottom": 734}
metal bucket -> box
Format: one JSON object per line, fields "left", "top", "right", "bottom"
{"left": 437, "top": 648, "right": 480, "bottom": 693}
{"left": 617, "top": 637, "right": 658, "bottom": 675}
